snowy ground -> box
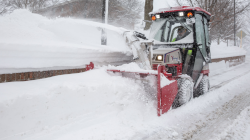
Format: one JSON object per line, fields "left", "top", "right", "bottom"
{"left": 1, "top": 9, "right": 249, "bottom": 140}
{"left": 1, "top": 57, "right": 250, "bottom": 140}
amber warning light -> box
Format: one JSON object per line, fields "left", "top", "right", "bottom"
{"left": 152, "top": 16, "right": 156, "bottom": 21}
{"left": 187, "top": 12, "right": 193, "bottom": 17}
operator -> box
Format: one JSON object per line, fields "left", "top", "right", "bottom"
{"left": 172, "top": 26, "right": 189, "bottom": 42}
{"left": 172, "top": 26, "right": 192, "bottom": 74}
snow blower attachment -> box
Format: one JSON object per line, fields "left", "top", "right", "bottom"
{"left": 86, "top": 62, "right": 94, "bottom": 71}
{"left": 108, "top": 65, "right": 178, "bottom": 116}
{"left": 108, "top": 6, "right": 212, "bottom": 116}
{"left": 156, "top": 66, "right": 178, "bottom": 116}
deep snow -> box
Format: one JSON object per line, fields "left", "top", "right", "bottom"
{"left": 1, "top": 58, "right": 250, "bottom": 140}
{"left": 0, "top": 64, "right": 158, "bottom": 140}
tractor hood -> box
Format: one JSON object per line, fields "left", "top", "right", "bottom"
{"left": 152, "top": 43, "right": 193, "bottom": 50}
{"left": 153, "top": 48, "right": 179, "bottom": 55}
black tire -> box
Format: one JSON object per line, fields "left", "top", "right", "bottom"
{"left": 194, "top": 75, "right": 210, "bottom": 98}
{"left": 172, "top": 78, "right": 193, "bottom": 108}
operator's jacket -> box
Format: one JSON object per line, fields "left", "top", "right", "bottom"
{"left": 172, "top": 33, "right": 193, "bottom": 61}
{"left": 172, "top": 32, "right": 189, "bottom": 42}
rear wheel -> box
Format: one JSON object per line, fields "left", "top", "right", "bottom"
{"left": 172, "top": 78, "right": 193, "bottom": 108}
{"left": 194, "top": 75, "right": 210, "bottom": 98}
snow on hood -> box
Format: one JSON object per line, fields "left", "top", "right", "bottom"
{"left": 107, "top": 62, "right": 157, "bottom": 74}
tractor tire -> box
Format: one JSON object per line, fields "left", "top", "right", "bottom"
{"left": 172, "top": 78, "right": 193, "bottom": 108}
{"left": 194, "top": 75, "right": 210, "bottom": 98}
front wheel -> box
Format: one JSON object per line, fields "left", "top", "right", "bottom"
{"left": 172, "top": 78, "right": 193, "bottom": 108}
{"left": 194, "top": 75, "right": 210, "bottom": 98}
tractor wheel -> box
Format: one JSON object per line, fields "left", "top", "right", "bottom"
{"left": 194, "top": 75, "right": 210, "bottom": 98}
{"left": 172, "top": 78, "right": 193, "bottom": 108}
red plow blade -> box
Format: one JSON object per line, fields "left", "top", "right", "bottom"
{"left": 108, "top": 65, "right": 178, "bottom": 116}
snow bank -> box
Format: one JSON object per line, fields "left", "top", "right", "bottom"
{"left": 209, "top": 60, "right": 229, "bottom": 76}
{"left": 0, "top": 10, "right": 132, "bottom": 73}
{"left": 211, "top": 42, "right": 246, "bottom": 59}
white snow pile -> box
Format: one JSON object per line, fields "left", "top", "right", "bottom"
{"left": 209, "top": 42, "right": 246, "bottom": 75}
{"left": 0, "top": 64, "right": 160, "bottom": 140}
{"left": 211, "top": 42, "right": 246, "bottom": 59}
{"left": 0, "top": 9, "right": 132, "bottom": 74}
{"left": 209, "top": 60, "right": 229, "bottom": 76}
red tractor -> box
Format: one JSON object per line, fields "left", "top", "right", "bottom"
{"left": 108, "top": 6, "right": 211, "bottom": 116}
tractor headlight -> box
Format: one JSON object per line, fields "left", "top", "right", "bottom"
{"left": 155, "top": 14, "right": 160, "bottom": 19}
{"left": 178, "top": 12, "right": 184, "bottom": 17}
{"left": 156, "top": 55, "right": 163, "bottom": 61}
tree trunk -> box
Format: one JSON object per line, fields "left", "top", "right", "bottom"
{"left": 144, "top": 0, "right": 153, "bottom": 30}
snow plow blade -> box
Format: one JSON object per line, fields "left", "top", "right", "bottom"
{"left": 157, "top": 65, "right": 178, "bottom": 116}
{"left": 107, "top": 65, "right": 178, "bottom": 116}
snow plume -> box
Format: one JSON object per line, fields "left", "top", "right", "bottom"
{"left": 0, "top": 9, "right": 132, "bottom": 73}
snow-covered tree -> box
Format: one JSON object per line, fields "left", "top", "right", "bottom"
{"left": 32, "top": 0, "right": 143, "bottom": 29}
{"left": 109, "top": 0, "right": 144, "bottom": 29}
{"left": 0, "top": 0, "right": 68, "bottom": 15}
